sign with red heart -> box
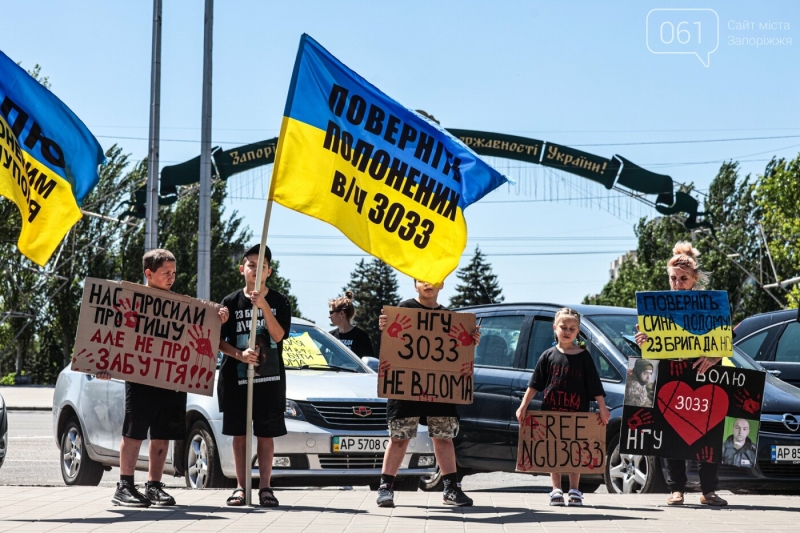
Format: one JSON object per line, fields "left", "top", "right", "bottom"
{"left": 620, "top": 357, "right": 765, "bottom": 466}
{"left": 657, "top": 382, "right": 728, "bottom": 445}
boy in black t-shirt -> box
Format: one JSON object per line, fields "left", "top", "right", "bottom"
{"left": 99, "top": 249, "right": 230, "bottom": 508}
{"left": 218, "top": 244, "right": 291, "bottom": 507}
{"left": 515, "top": 308, "right": 610, "bottom": 507}
{"left": 376, "top": 279, "right": 481, "bottom": 508}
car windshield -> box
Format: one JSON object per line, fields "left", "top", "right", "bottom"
{"left": 216, "top": 323, "right": 368, "bottom": 373}
{"left": 587, "top": 313, "right": 760, "bottom": 370}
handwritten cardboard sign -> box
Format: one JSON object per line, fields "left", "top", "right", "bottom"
{"left": 636, "top": 290, "right": 733, "bottom": 359}
{"left": 378, "top": 306, "right": 475, "bottom": 404}
{"left": 620, "top": 357, "right": 765, "bottom": 466}
{"left": 283, "top": 332, "right": 328, "bottom": 367}
{"left": 516, "top": 411, "right": 606, "bottom": 474}
{"left": 71, "top": 277, "right": 222, "bottom": 396}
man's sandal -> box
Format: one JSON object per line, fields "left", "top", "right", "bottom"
{"left": 567, "top": 489, "right": 583, "bottom": 506}
{"left": 259, "top": 487, "right": 279, "bottom": 507}
{"left": 549, "top": 489, "right": 565, "bottom": 506}
{"left": 226, "top": 488, "right": 245, "bottom": 506}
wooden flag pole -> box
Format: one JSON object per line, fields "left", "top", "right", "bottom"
{"left": 244, "top": 194, "right": 275, "bottom": 506}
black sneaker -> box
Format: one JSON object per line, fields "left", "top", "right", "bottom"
{"left": 112, "top": 480, "right": 151, "bottom": 507}
{"left": 443, "top": 485, "right": 473, "bottom": 507}
{"left": 376, "top": 484, "right": 395, "bottom": 508}
{"left": 144, "top": 480, "right": 176, "bottom": 506}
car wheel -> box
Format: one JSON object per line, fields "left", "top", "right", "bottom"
{"left": 393, "top": 476, "right": 420, "bottom": 491}
{"left": 185, "top": 420, "right": 231, "bottom": 489}
{"left": 605, "top": 432, "right": 666, "bottom": 494}
{"left": 60, "top": 417, "right": 104, "bottom": 486}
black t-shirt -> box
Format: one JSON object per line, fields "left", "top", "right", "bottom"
{"left": 386, "top": 298, "right": 459, "bottom": 422}
{"left": 330, "top": 326, "right": 374, "bottom": 358}
{"left": 218, "top": 288, "right": 292, "bottom": 412}
{"left": 528, "top": 347, "right": 605, "bottom": 412}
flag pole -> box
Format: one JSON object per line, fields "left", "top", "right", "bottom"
{"left": 197, "top": 0, "right": 213, "bottom": 300}
{"left": 245, "top": 194, "right": 275, "bottom": 506}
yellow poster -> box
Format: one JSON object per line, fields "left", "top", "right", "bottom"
{"left": 283, "top": 333, "right": 328, "bottom": 367}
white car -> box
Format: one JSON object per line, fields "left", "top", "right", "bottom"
{"left": 52, "top": 318, "right": 435, "bottom": 491}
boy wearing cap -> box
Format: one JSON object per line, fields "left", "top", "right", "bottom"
{"left": 218, "top": 244, "right": 292, "bottom": 507}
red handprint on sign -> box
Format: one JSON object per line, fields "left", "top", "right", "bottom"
{"left": 447, "top": 323, "right": 474, "bottom": 347}
{"left": 627, "top": 408, "right": 654, "bottom": 431}
{"left": 460, "top": 361, "right": 474, "bottom": 375}
{"left": 386, "top": 315, "right": 412, "bottom": 338}
{"left": 670, "top": 360, "right": 689, "bottom": 376}
{"left": 113, "top": 298, "right": 140, "bottom": 329}
{"left": 696, "top": 446, "right": 714, "bottom": 463}
{"left": 734, "top": 389, "right": 762, "bottom": 415}
{"left": 189, "top": 326, "right": 214, "bottom": 362}
{"left": 378, "top": 361, "right": 391, "bottom": 378}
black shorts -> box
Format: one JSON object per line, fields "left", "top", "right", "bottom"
{"left": 221, "top": 384, "right": 287, "bottom": 438}
{"left": 123, "top": 382, "right": 186, "bottom": 441}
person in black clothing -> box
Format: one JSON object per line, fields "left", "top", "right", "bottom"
{"left": 328, "top": 290, "right": 374, "bottom": 358}
{"left": 515, "top": 308, "right": 610, "bottom": 507}
{"left": 375, "top": 279, "right": 481, "bottom": 508}
{"left": 98, "top": 249, "right": 229, "bottom": 508}
{"left": 218, "top": 244, "right": 291, "bottom": 507}
{"left": 634, "top": 241, "right": 728, "bottom": 507}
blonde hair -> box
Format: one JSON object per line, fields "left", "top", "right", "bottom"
{"left": 554, "top": 307, "right": 580, "bottom": 325}
{"left": 667, "top": 241, "right": 708, "bottom": 287}
{"left": 329, "top": 290, "right": 356, "bottom": 320}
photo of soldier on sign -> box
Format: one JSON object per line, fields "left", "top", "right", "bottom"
{"left": 71, "top": 277, "right": 223, "bottom": 396}
{"left": 378, "top": 306, "right": 475, "bottom": 404}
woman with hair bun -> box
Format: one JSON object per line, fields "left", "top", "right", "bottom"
{"left": 329, "top": 291, "right": 375, "bottom": 358}
{"left": 634, "top": 241, "right": 727, "bottom": 507}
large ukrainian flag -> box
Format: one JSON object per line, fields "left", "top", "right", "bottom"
{"left": 0, "top": 51, "right": 104, "bottom": 266}
{"left": 270, "top": 35, "right": 508, "bottom": 284}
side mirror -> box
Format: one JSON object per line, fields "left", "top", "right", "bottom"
{"left": 361, "top": 356, "right": 380, "bottom": 372}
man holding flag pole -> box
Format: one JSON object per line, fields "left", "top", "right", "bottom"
{"left": 239, "top": 33, "right": 508, "bottom": 507}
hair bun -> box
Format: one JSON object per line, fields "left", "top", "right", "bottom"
{"left": 672, "top": 241, "right": 699, "bottom": 258}
{"left": 344, "top": 290, "right": 354, "bottom": 300}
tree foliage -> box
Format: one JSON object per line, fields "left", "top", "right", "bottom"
{"left": 449, "top": 246, "right": 504, "bottom": 308}
{"left": 345, "top": 259, "right": 401, "bottom": 354}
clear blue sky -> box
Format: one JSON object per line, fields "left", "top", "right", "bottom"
{"left": 6, "top": 1, "right": 799, "bottom": 327}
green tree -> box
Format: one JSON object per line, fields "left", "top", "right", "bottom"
{"left": 449, "top": 246, "right": 504, "bottom": 308}
{"left": 346, "top": 258, "right": 401, "bottom": 354}
{"left": 756, "top": 155, "right": 800, "bottom": 308}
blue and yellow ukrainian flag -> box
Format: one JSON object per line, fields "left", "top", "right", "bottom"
{"left": 269, "top": 35, "right": 508, "bottom": 284}
{"left": 0, "top": 51, "right": 105, "bottom": 266}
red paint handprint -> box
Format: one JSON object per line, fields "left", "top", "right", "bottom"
{"left": 734, "top": 389, "right": 762, "bottom": 415}
{"left": 448, "top": 323, "right": 473, "bottom": 346}
{"left": 670, "top": 360, "right": 689, "bottom": 376}
{"left": 627, "top": 408, "right": 654, "bottom": 430}
{"left": 378, "top": 360, "right": 391, "bottom": 378}
{"left": 460, "top": 361, "right": 474, "bottom": 375}
{"left": 188, "top": 326, "right": 215, "bottom": 384}
{"left": 696, "top": 446, "right": 714, "bottom": 463}
{"left": 113, "top": 298, "right": 140, "bottom": 329}
{"left": 386, "top": 315, "right": 412, "bottom": 338}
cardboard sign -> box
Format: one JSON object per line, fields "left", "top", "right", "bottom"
{"left": 620, "top": 357, "right": 765, "bottom": 466}
{"left": 516, "top": 411, "right": 606, "bottom": 474}
{"left": 378, "top": 306, "right": 475, "bottom": 404}
{"left": 283, "top": 332, "right": 328, "bottom": 367}
{"left": 71, "top": 278, "right": 222, "bottom": 396}
{"left": 636, "top": 290, "right": 733, "bottom": 359}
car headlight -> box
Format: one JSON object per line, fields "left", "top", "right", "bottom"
{"left": 285, "top": 399, "right": 306, "bottom": 420}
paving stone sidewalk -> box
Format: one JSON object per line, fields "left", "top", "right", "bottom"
{"left": 0, "top": 487, "right": 794, "bottom": 532}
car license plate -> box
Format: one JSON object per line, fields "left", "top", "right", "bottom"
{"left": 332, "top": 436, "right": 389, "bottom": 453}
{"left": 771, "top": 445, "right": 800, "bottom": 463}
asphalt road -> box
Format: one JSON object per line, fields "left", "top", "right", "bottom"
{"left": 2, "top": 411, "right": 580, "bottom": 494}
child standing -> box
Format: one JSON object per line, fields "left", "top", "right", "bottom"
{"left": 515, "top": 307, "right": 610, "bottom": 507}
{"left": 218, "top": 244, "right": 291, "bottom": 507}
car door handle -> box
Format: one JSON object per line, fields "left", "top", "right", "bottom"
{"left": 768, "top": 369, "right": 782, "bottom": 377}
{"left": 513, "top": 390, "right": 527, "bottom": 398}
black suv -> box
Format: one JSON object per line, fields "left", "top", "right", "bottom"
{"left": 431, "top": 302, "right": 800, "bottom": 493}
{"left": 734, "top": 309, "right": 800, "bottom": 388}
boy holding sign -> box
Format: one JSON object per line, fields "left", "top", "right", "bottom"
{"left": 99, "top": 249, "right": 229, "bottom": 508}
{"left": 217, "top": 244, "right": 291, "bottom": 507}
{"left": 515, "top": 308, "right": 609, "bottom": 506}
{"left": 376, "top": 279, "right": 480, "bottom": 508}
